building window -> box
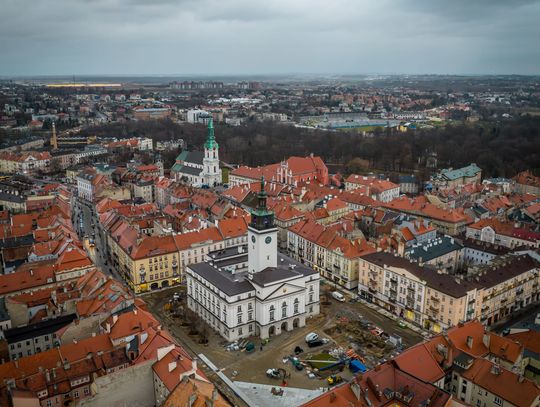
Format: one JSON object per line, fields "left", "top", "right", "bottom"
{"left": 269, "top": 306, "right": 275, "bottom": 321}
{"left": 237, "top": 314, "right": 242, "bottom": 324}
{"left": 494, "top": 397, "right": 502, "bottom": 406}
{"left": 294, "top": 298, "right": 299, "bottom": 314}
{"left": 74, "top": 390, "right": 79, "bottom": 398}
{"left": 46, "top": 401, "right": 52, "bottom": 407}
{"left": 282, "top": 301, "right": 288, "bottom": 318}
{"left": 248, "top": 311, "right": 253, "bottom": 321}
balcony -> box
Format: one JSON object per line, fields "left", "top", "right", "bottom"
{"left": 430, "top": 296, "right": 440, "bottom": 303}
{"left": 407, "top": 285, "right": 415, "bottom": 292}
{"left": 468, "top": 298, "right": 476, "bottom": 305}
{"left": 516, "top": 288, "right": 524, "bottom": 296}
{"left": 389, "top": 286, "right": 397, "bottom": 293}
{"left": 429, "top": 303, "right": 440, "bottom": 313}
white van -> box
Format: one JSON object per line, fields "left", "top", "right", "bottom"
{"left": 332, "top": 291, "right": 345, "bottom": 302}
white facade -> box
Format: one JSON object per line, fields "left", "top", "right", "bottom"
{"left": 77, "top": 176, "right": 94, "bottom": 201}
{"left": 375, "top": 186, "right": 401, "bottom": 202}
{"left": 466, "top": 225, "right": 540, "bottom": 249}
{"left": 248, "top": 225, "right": 278, "bottom": 275}
{"left": 187, "top": 109, "right": 211, "bottom": 124}
{"left": 201, "top": 144, "right": 221, "bottom": 187}
{"left": 186, "top": 263, "right": 319, "bottom": 342}
{"left": 138, "top": 138, "right": 153, "bottom": 151}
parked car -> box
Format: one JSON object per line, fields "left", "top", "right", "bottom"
{"left": 332, "top": 291, "right": 346, "bottom": 302}
{"left": 307, "top": 339, "right": 325, "bottom": 348}
{"left": 305, "top": 332, "right": 319, "bottom": 343}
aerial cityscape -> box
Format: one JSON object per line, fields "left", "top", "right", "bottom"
{"left": 1, "top": 1, "right": 540, "bottom": 406}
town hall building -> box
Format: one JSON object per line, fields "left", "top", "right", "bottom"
{"left": 171, "top": 119, "right": 222, "bottom": 187}
{"left": 185, "top": 178, "right": 320, "bottom": 341}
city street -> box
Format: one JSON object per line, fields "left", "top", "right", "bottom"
{"left": 73, "top": 196, "right": 124, "bottom": 283}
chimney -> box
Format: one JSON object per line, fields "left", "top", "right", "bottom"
{"left": 51, "top": 368, "right": 57, "bottom": 379}
{"left": 29, "top": 269, "right": 33, "bottom": 276}
{"left": 45, "top": 369, "right": 51, "bottom": 383}
{"left": 491, "top": 364, "right": 500, "bottom": 375}
{"left": 191, "top": 358, "right": 197, "bottom": 372}
{"left": 466, "top": 335, "right": 473, "bottom": 349}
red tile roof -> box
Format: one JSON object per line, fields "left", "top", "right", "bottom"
{"left": 461, "top": 358, "right": 540, "bottom": 406}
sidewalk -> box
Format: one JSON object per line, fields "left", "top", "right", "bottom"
{"left": 321, "top": 277, "right": 431, "bottom": 338}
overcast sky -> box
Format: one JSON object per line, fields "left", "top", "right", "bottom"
{"left": 1, "top": 0, "right": 539, "bottom": 76}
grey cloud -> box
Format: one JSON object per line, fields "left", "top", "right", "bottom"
{"left": 0, "top": 0, "right": 539, "bottom": 75}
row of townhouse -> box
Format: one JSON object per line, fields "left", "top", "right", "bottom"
{"left": 104, "top": 215, "right": 249, "bottom": 294}
{"left": 344, "top": 174, "right": 401, "bottom": 202}
{"left": 287, "top": 218, "right": 375, "bottom": 289}
{"left": 0, "top": 151, "right": 52, "bottom": 174}
{"left": 466, "top": 217, "right": 540, "bottom": 249}
{"left": 382, "top": 196, "right": 473, "bottom": 235}
{"left": 359, "top": 251, "right": 540, "bottom": 333}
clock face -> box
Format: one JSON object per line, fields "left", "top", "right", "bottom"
{"left": 251, "top": 235, "right": 256, "bottom": 243}
{"left": 265, "top": 236, "right": 272, "bottom": 244}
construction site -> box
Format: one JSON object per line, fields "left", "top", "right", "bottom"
{"left": 146, "top": 285, "right": 423, "bottom": 394}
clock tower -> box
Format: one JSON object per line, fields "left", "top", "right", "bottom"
{"left": 248, "top": 177, "right": 278, "bottom": 274}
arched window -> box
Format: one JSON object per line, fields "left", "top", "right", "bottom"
{"left": 281, "top": 301, "right": 288, "bottom": 318}
{"left": 269, "top": 305, "right": 275, "bottom": 321}
{"left": 294, "top": 298, "right": 299, "bottom": 314}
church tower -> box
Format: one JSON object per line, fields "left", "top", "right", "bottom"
{"left": 50, "top": 121, "right": 58, "bottom": 150}
{"left": 202, "top": 119, "right": 222, "bottom": 187}
{"left": 248, "top": 177, "right": 278, "bottom": 275}
{"left": 155, "top": 153, "right": 164, "bottom": 177}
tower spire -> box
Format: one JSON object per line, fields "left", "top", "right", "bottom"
{"left": 51, "top": 121, "right": 58, "bottom": 150}
{"left": 204, "top": 118, "right": 218, "bottom": 150}
{"left": 257, "top": 176, "right": 267, "bottom": 211}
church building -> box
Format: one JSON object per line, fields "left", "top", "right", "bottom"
{"left": 185, "top": 177, "right": 320, "bottom": 341}
{"left": 171, "top": 119, "right": 222, "bottom": 187}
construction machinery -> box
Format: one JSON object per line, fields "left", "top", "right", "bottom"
{"left": 327, "top": 375, "right": 343, "bottom": 386}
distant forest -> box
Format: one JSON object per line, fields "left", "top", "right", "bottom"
{"left": 80, "top": 116, "right": 540, "bottom": 180}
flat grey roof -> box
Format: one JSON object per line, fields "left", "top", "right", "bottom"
{"left": 188, "top": 262, "right": 253, "bottom": 296}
